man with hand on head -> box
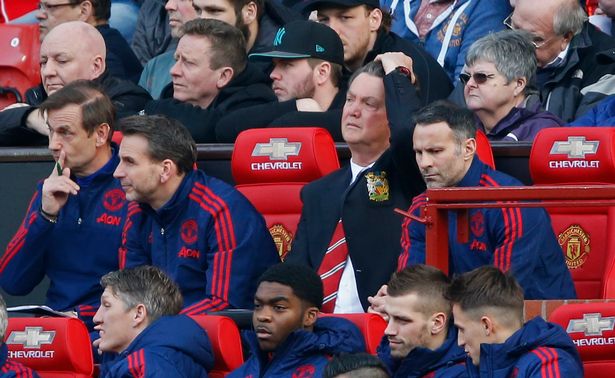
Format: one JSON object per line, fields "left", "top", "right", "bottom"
{"left": 0, "top": 80, "right": 126, "bottom": 328}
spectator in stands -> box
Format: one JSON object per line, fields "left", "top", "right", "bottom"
{"left": 324, "top": 353, "right": 390, "bottom": 378}
{"left": 138, "top": 0, "right": 197, "bottom": 99}
{"left": 131, "top": 0, "right": 174, "bottom": 66}
{"left": 380, "top": 0, "right": 511, "bottom": 82}
{"left": 114, "top": 115, "right": 280, "bottom": 314}
{"left": 0, "top": 294, "right": 40, "bottom": 377}
{"left": 35, "top": 0, "right": 142, "bottom": 83}
{"left": 143, "top": 18, "right": 276, "bottom": 142}
{"left": 95, "top": 266, "right": 213, "bottom": 377}
{"left": 0, "top": 81, "right": 126, "bottom": 330}
{"left": 569, "top": 94, "right": 615, "bottom": 125}
{"left": 447, "top": 266, "right": 583, "bottom": 377}
{"left": 506, "top": 0, "right": 615, "bottom": 123}
{"left": 594, "top": 0, "right": 615, "bottom": 35}
{"left": 462, "top": 30, "right": 563, "bottom": 142}
{"left": 399, "top": 101, "right": 577, "bottom": 299}
{"left": 216, "top": 20, "right": 346, "bottom": 142}
{"left": 286, "top": 56, "right": 425, "bottom": 313}
{"left": 304, "top": 0, "right": 453, "bottom": 104}
{"left": 369, "top": 265, "right": 466, "bottom": 377}
{"left": 0, "top": 21, "right": 150, "bottom": 146}
{"left": 228, "top": 263, "right": 365, "bottom": 377}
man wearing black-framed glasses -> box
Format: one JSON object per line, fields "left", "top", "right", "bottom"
{"left": 36, "top": 0, "right": 84, "bottom": 40}
{"left": 505, "top": 0, "right": 615, "bottom": 123}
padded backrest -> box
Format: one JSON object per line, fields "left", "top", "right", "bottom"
{"left": 475, "top": 129, "right": 495, "bottom": 169}
{"left": 530, "top": 127, "right": 615, "bottom": 299}
{"left": 322, "top": 313, "right": 387, "bottom": 355}
{"left": 549, "top": 302, "right": 615, "bottom": 377}
{"left": 231, "top": 128, "right": 340, "bottom": 260}
{"left": 190, "top": 315, "right": 243, "bottom": 378}
{"left": 0, "top": 23, "right": 40, "bottom": 109}
{"left": 5, "top": 317, "right": 94, "bottom": 378}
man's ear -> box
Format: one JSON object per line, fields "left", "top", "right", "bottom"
{"left": 216, "top": 67, "right": 235, "bottom": 89}
{"left": 94, "top": 122, "right": 110, "bottom": 147}
{"left": 480, "top": 315, "right": 495, "bottom": 337}
{"left": 242, "top": 1, "right": 258, "bottom": 26}
{"left": 464, "top": 137, "right": 477, "bottom": 161}
{"left": 79, "top": 0, "right": 94, "bottom": 21}
{"left": 303, "top": 306, "right": 319, "bottom": 328}
{"left": 160, "top": 159, "right": 177, "bottom": 183}
{"left": 430, "top": 312, "right": 447, "bottom": 335}
{"left": 314, "top": 61, "right": 332, "bottom": 86}
{"left": 368, "top": 7, "right": 383, "bottom": 32}
{"left": 132, "top": 304, "right": 148, "bottom": 328}
{"left": 91, "top": 55, "right": 106, "bottom": 80}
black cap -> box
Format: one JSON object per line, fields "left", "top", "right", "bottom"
{"left": 249, "top": 20, "right": 344, "bottom": 66}
{"left": 302, "top": 0, "right": 380, "bottom": 12}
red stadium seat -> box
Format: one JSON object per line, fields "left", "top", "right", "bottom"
{"left": 4, "top": 317, "right": 94, "bottom": 378}
{"left": 549, "top": 302, "right": 615, "bottom": 377}
{"left": 475, "top": 129, "right": 495, "bottom": 169}
{"left": 321, "top": 313, "right": 387, "bottom": 354}
{"left": 530, "top": 127, "right": 615, "bottom": 299}
{"left": 190, "top": 315, "right": 243, "bottom": 378}
{"left": 0, "top": 23, "right": 40, "bottom": 110}
{"left": 231, "top": 127, "right": 340, "bottom": 260}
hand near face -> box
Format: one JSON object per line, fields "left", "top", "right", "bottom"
{"left": 41, "top": 150, "right": 80, "bottom": 216}
{"left": 374, "top": 52, "right": 416, "bottom": 85}
{"left": 367, "top": 284, "right": 389, "bottom": 321}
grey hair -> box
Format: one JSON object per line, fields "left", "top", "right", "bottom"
{"left": 348, "top": 60, "right": 385, "bottom": 86}
{"left": 101, "top": 266, "right": 183, "bottom": 324}
{"left": 553, "top": 0, "right": 587, "bottom": 36}
{"left": 0, "top": 294, "right": 6, "bottom": 340}
{"left": 465, "top": 29, "right": 537, "bottom": 86}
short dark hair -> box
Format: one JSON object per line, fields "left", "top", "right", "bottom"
{"left": 230, "top": 0, "right": 265, "bottom": 21}
{"left": 39, "top": 79, "right": 115, "bottom": 141}
{"left": 101, "top": 266, "right": 183, "bottom": 324}
{"left": 118, "top": 115, "right": 197, "bottom": 175}
{"left": 181, "top": 18, "right": 247, "bottom": 76}
{"left": 307, "top": 58, "right": 343, "bottom": 87}
{"left": 324, "top": 353, "right": 390, "bottom": 378}
{"left": 258, "top": 263, "right": 324, "bottom": 309}
{"left": 89, "top": 0, "right": 111, "bottom": 22}
{"left": 413, "top": 100, "right": 477, "bottom": 144}
{"left": 387, "top": 264, "right": 451, "bottom": 317}
{"left": 446, "top": 266, "right": 524, "bottom": 323}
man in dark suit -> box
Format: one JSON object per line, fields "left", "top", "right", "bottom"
{"left": 285, "top": 52, "right": 425, "bottom": 313}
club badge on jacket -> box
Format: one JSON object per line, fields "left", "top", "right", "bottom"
{"left": 365, "top": 171, "right": 389, "bottom": 201}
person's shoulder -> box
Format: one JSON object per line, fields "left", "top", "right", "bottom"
{"left": 302, "top": 167, "right": 348, "bottom": 193}
{"left": 0, "top": 359, "right": 39, "bottom": 377}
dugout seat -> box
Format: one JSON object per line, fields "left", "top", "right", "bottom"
{"left": 530, "top": 127, "right": 615, "bottom": 299}
{"left": 231, "top": 127, "right": 340, "bottom": 260}
{"left": 322, "top": 313, "right": 387, "bottom": 354}
{"left": 4, "top": 317, "right": 94, "bottom": 378}
{"left": 549, "top": 302, "right": 615, "bottom": 377}
{"left": 0, "top": 23, "right": 40, "bottom": 110}
{"left": 475, "top": 129, "right": 495, "bottom": 169}
{"left": 190, "top": 315, "right": 243, "bottom": 378}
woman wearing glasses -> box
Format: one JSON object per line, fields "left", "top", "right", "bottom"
{"left": 460, "top": 29, "right": 563, "bottom": 142}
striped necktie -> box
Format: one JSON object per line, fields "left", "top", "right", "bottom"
{"left": 318, "top": 219, "right": 348, "bottom": 313}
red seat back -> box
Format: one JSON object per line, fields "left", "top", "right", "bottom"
{"left": 530, "top": 127, "right": 615, "bottom": 299}
{"left": 0, "top": 23, "right": 40, "bottom": 110}
{"left": 549, "top": 302, "right": 615, "bottom": 377}
{"left": 475, "top": 129, "right": 495, "bottom": 169}
{"left": 190, "top": 315, "right": 243, "bottom": 378}
{"left": 321, "top": 313, "right": 387, "bottom": 355}
{"left": 5, "top": 317, "right": 94, "bottom": 378}
{"left": 231, "top": 127, "right": 340, "bottom": 260}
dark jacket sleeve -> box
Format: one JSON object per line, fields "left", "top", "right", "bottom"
{"left": 130, "top": 0, "right": 174, "bottom": 65}
{"left": 215, "top": 100, "right": 297, "bottom": 142}
{"left": 0, "top": 106, "right": 48, "bottom": 146}
{"left": 145, "top": 99, "right": 221, "bottom": 142}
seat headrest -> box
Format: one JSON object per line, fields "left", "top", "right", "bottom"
{"left": 530, "top": 127, "right": 615, "bottom": 184}
{"left": 5, "top": 317, "right": 94, "bottom": 376}
{"left": 189, "top": 315, "right": 243, "bottom": 374}
{"left": 231, "top": 127, "right": 339, "bottom": 185}
{"left": 549, "top": 302, "right": 615, "bottom": 361}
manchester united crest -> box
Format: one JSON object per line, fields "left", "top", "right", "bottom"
{"left": 365, "top": 171, "right": 389, "bottom": 202}
{"left": 557, "top": 225, "right": 590, "bottom": 269}
{"left": 269, "top": 224, "right": 293, "bottom": 261}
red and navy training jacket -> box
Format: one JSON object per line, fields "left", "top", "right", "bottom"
{"left": 398, "top": 156, "right": 576, "bottom": 299}
{"left": 120, "top": 169, "right": 280, "bottom": 313}
{"left": 0, "top": 343, "right": 40, "bottom": 378}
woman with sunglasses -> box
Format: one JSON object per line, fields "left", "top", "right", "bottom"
{"left": 461, "top": 29, "right": 563, "bottom": 142}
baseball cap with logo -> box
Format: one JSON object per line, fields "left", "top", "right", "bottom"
{"left": 301, "top": 0, "right": 380, "bottom": 12}
{"left": 249, "top": 20, "right": 344, "bottom": 66}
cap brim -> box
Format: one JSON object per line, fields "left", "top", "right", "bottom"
{"left": 302, "top": 0, "right": 377, "bottom": 12}
{"left": 249, "top": 51, "right": 312, "bottom": 61}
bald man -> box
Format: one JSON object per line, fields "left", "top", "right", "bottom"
{"left": 0, "top": 21, "right": 150, "bottom": 146}
{"left": 506, "top": 0, "right": 615, "bottom": 123}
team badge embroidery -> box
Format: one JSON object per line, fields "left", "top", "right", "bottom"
{"left": 292, "top": 365, "right": 316, "bottom": 378}
{"left": 365, "top": 171, "right": 389, "bottom": 202}
{"left": 557, "top": 224, "right": 590, "bottom": 269}
{"left": 180, "top": 219, "right": 198, "bottom": 245}
{"left": 269, "top": 224, "right": 293, "bottom": 261}
{"left": 102, "top": 189, "right": 125, "bottom": 212}
{"left": 470, "top": 210, "right": 485, "bottom": 238}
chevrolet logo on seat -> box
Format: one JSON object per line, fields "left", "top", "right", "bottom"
{"left": 550, "top": 136, "right": 599, "bottom": 159}
{"left": 252, "top": 138, "right": 301, "bottom": 161}
{"left": 567, "top": 313, "right": 615, "bottom": 336}
{"left": 7, "top": 327, "right": 56, "bottom": 348}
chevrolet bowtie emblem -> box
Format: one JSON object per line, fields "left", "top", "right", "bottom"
{"left": 252, "top": 138, "right": 301, "bottom": 161}
{"left": 550, "top": 136, "right": 599, "bottom": 159}
{"left": 7, "top": 327, "right": 56, "bottom": 349}
{"left": 567, "top": 313, "right": 615, "bottom": 336}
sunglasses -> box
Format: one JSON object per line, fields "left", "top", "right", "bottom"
{"left": 459, "top": 72, "right": 496, "bottom": 85}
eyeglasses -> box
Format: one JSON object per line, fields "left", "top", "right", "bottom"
{"left": 38, "top": 1, "right": 80, "bottom": 12}
{"left": 502, "top": 13, "right": 552, "bottom": 49}
{"left": 459, "top": 72, "right": 496, "bottom": 86}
